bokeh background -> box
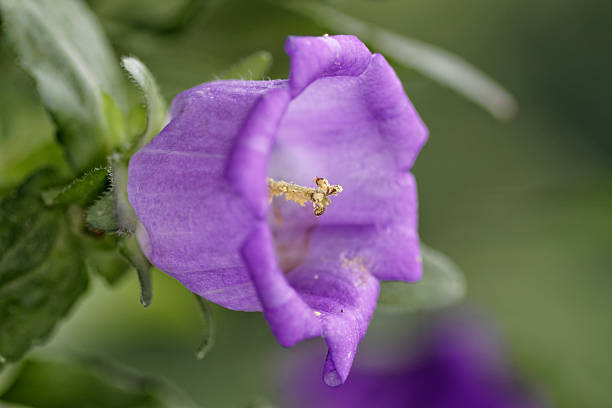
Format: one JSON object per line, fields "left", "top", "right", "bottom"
{"left": 1, "top": 0, "right": 611, "bottom": 407}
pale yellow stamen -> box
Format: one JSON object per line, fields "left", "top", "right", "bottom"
{"left": 267, "top": 177, "right": 343, "bottom": 216}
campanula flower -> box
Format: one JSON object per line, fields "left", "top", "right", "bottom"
{"left": 127, "top": 35, "right": 428, "bottom": 386}
{"left": 286, "top": 314, "right": 548, "bottom": 407}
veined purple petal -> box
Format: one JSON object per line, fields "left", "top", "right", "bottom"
{"left": 284, "top": 225, "right": 381, "bottom": 385}
{"left": 128, "top": 34, "right": 428, "bottom": 385}
{"left": 285, "top": 35, "right": 372, "bottom": 96}
{"left": 241, "top": 222, "right": 321, "bottom": 347}
{"left": 128, "top": 81, "right": 284, "bottom": 311}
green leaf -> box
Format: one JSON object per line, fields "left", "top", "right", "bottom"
{"left": 378, "top": 244, "right": 466, "bottom": 312}
{"left": 218, "top": 51, "right": 273, "bottom": 80}
{"left": 0, "top": 0, "right": 128, "bottom": 172}
{"left": 278, "top": 1, "right": 518, "bottom": 121}
{"left": 121, "top": 56, "right": 167, "bottom": 153}
{"left": 0, "top": 140, "right": 69, "bottom": 195}
{"left": 0, "top": 359, "right": 168, "bottom": 408}
{"left": 46, "top": 167, "right": 109, "bottom": 207}
{"left": 0, "top": 172, "right": 60, "bottom": 280}
{"left": 0, "top": 173, "right": 89, "bottom": 363}
{"left": 86, "top": 190, "right": 118, "bottom": 232}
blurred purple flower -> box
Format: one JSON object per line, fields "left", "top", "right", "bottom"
{"left": 287, "top": 314, "right": 548, "bottom": 408}
{"left": 127, "top": 35, "right": 427, "bottom": 386}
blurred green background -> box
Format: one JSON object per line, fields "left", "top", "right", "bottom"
{"left": 1, "top": 0, "right": 611, "bottom": 407}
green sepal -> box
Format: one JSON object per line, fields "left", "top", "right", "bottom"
{"left": 102, "top": 90, "right": 129, "bottom": 149}
{"left": 109, "top": 154, "right": 139, "bottom": 234}
{"left": 194, "top": 295, "right": 215, "bottom": 360}
{"left": 45, "top": 167, "right": 109, "bottom": 207}
{"left": 86, "top": 190, "right": 118, "bottom": 232}
{"left": 121, "top": 56, "right": 167, "bottom": 153}
{"left": 81, "top": 153, "right": 139, "bottom": 234}
{"left": 118, "top": 234, "right": 152, "bottom": 307}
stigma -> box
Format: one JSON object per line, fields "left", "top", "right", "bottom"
{"left": 267, "top": 177, "right": 343, "bottom": 216}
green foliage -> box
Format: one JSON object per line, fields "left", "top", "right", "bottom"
{"left": 0, "top": 0, "right": 127, "bottom": 172}
{"left": 47, "top": 167, "right": 109, "bottom": 207}
{"left": 218, "top": 51, "right": 273, "bottom": 80}
{"left": 0, "top": 172, "right": 89, "bottom": 363}
{"left": 378, "top": 244, "right": 466, "bottom": 312}
{"left": 121, "top": 57, "right": 167, "bottom": 152}
{"left": 0, "top": 359, "right": 168, "bottom": 408}
{"left": 0, "top": 171, "right": 60, "bottom": 278}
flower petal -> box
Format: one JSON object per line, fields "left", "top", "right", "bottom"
{"left": 128, "top": 80, "right": 285, "bottom": 311}
{"left": 269, "top": 53, "right": 427, "bottom": 227}
{"left": 285, "top": 35, "right": 372, "bottom": 97}
{"left": 237, "top": 36, "right": 426, "bottom": 383}
{"left": 226, "top": 87, "right": 291, "bottom": 218}
{"left": 283, "top": 225, "right": 381, "bottom": 385}
{"left": 241, "top": 222, "right": 321, "bottom": 346}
